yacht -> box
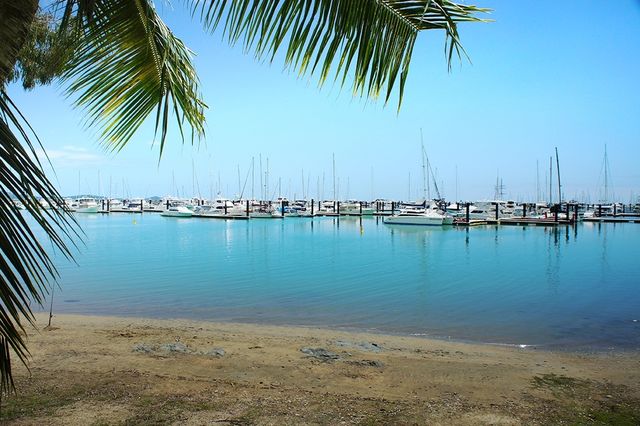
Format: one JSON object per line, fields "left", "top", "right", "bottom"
{"left": 339, "top": 201, "right": 374, "bottom": 216}
{"left": 161, "top": 205, "right": 193, "bottom": 217}
{"left": 75, "top": 198, "right": 100, "bottom": 213}
{"left": 383, "top": 205, "right": 452, "bottom": 226}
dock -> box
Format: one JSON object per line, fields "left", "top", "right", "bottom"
{"left": 583, "top": 217, "right": 640, "bottom": 224}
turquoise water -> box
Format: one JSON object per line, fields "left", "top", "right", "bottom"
{"left": 39, "top": 214, "right": 640, "bottom": 350}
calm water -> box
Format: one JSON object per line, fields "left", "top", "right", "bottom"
{"left": 38, "top": 214, "right": 640, "bottom": 350}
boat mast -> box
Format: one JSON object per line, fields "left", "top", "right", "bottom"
{"left": 549, "top": 156, "right": 553, "bottom": 205}
{"left": 192, "top": 158, "right": 195, "bottom": 197}
{"left": 332, "top": 153, "right": 336, "bottom": 201}
{"left": 237, "top": 164, "right": 241, "bottom": 199}
{"left": 420, "top": 129, "right": 427, "bottom": 202}
{"left": 536, "top": 160, "right": 540, "bottom": 202}
{"left": 604, "top": 144, "right": 609, "bottom": 203}
{"left": 259, "top": 154, "right": 263, "bottom": 201}
{"left": 555, "top": 147, "right": 562, "bottom": 205}
{"left": 251, "top": 157, "right": 255, "bottom": 200}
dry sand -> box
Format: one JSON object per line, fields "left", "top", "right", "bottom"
{"left": 2, "top": 313, "right": 639, "bottom": 425}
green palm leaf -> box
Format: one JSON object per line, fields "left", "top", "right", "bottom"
{"left": 0, "top": 90, "right": 79, "bottom": 395}
{"left": 193, "top": 0, "right": 489, "bottom": 107}
{"left": 62, "top": 0, "right": 207, "bottom": 156}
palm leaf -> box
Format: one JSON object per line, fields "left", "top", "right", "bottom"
{"left": 0, "top": 90, "right": 79, "bottom": 395}
{"left": 192, "top": 0, "right": 489, "bottom": 107}
{"left": 62, "top": 0, "right": 207, "bottom": 156}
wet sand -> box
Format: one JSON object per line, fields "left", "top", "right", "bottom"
{"left": 3, "top": 313, "right": 640, "bottom": 425}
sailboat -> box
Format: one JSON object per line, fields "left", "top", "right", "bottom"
{"left": 384, "top": 131, "right": 453, "bottom": 226}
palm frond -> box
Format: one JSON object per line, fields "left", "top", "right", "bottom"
{"left": 192, "top": 0, "right": 489, "bottom": 107}
{"left": 62, "top": 0, "right": 206, "bottom": 156}
{"left": 0, "top": 90, "right": 80, "bottom": 395}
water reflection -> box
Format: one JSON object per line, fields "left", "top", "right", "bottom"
{"left": 40, "top": 215, "right": 640, "bottom": 349}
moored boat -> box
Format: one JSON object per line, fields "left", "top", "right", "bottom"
{"left": 161, "top": 206, "right": 193, "bottom": 217}
{"left": 75, "top": 198, "right": 100, "bottom": 213}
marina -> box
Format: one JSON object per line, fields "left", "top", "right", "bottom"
{"left": 46, "top": 196, "right": 640, "bottom": 228}
{"left": 33, "top": 212, "right": 640, "bottom": 351}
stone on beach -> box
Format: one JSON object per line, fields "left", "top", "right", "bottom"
{"left": 203, "top": 348, "right": 226, "bottom": 357}
{"left": 300, "top": 347, "right": 340, "bottom": 362}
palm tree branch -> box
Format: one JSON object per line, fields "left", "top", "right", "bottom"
{"left": 193, "top": 0, "right": 489, "bottom": 107}
{"left": 62, "top": 0, "right": 207, "bottom": 156}
{"left": 0, "top": 90, "right": 79, "bottom": 394}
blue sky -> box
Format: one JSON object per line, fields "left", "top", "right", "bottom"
{"left": 9, "top": 1, "right": 640, "bottom": 202}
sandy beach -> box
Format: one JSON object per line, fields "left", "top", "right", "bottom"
{"left": 3, "top": 313, "right": 639, "bottom": 425}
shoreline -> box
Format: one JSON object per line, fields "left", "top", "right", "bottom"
{"left": 38, "top": 308, "right": 640, "bottom": 355}
{"left": 4, "top": 312, "right": 640, "bottom": 424}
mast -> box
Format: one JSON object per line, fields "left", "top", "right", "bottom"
{"left": 192, "top": 158, "right": 195, "bottom": 197}
{"left": 408, "top": 172, "right": 411, "bottom": 201}
{"left": 604, "top": 144, "right": 609, "bottom": 202}
{"left": 555, "top": 147, "right": 562, "bottom": 205}
{"left": 420, "top": 129, "right": 427, "bottom": 202}
{"left": 536, "top": 160, "right": 540, "bottom": 202}
{"left": 549, "top": 156, "right": 553, "bottom": 205}
{"left": 209, "top": 171, "right": 213, "bottom": 201}
{"left": 237, "top": 164, "right": 241, "bottom": 199}
{"left": 259, "top": 154, "right": 263, "bottom": 200}
{"left": 301, "top": 169, "right": 305, "bottom": 199}
{"left": 251, "top": 157, "right": 255, "bottom": 200}
{"left": 332, "top": 153, "right": 336, "bottom": 201}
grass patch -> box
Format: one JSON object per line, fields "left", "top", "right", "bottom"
{"left": 532, "top": 373, "right": 587, "bottom": 389}
{"left": 583, "top": 405, "right": 640, "bottom": 426}
{"left": 0, "top": 384, "right": 86, "bottom": 421}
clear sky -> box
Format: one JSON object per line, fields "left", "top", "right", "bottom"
{"left": 8, "top": 1, "right": 640, "bottom": 202}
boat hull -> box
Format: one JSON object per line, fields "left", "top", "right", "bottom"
{"left": 161, "top": 212, "right": 192, "bottom": 217}
{"left": 383, "top": 215, "right": 443, "bottom": 226}
{"left": 75, "top": 206, "right": 99, "bottom": 213}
